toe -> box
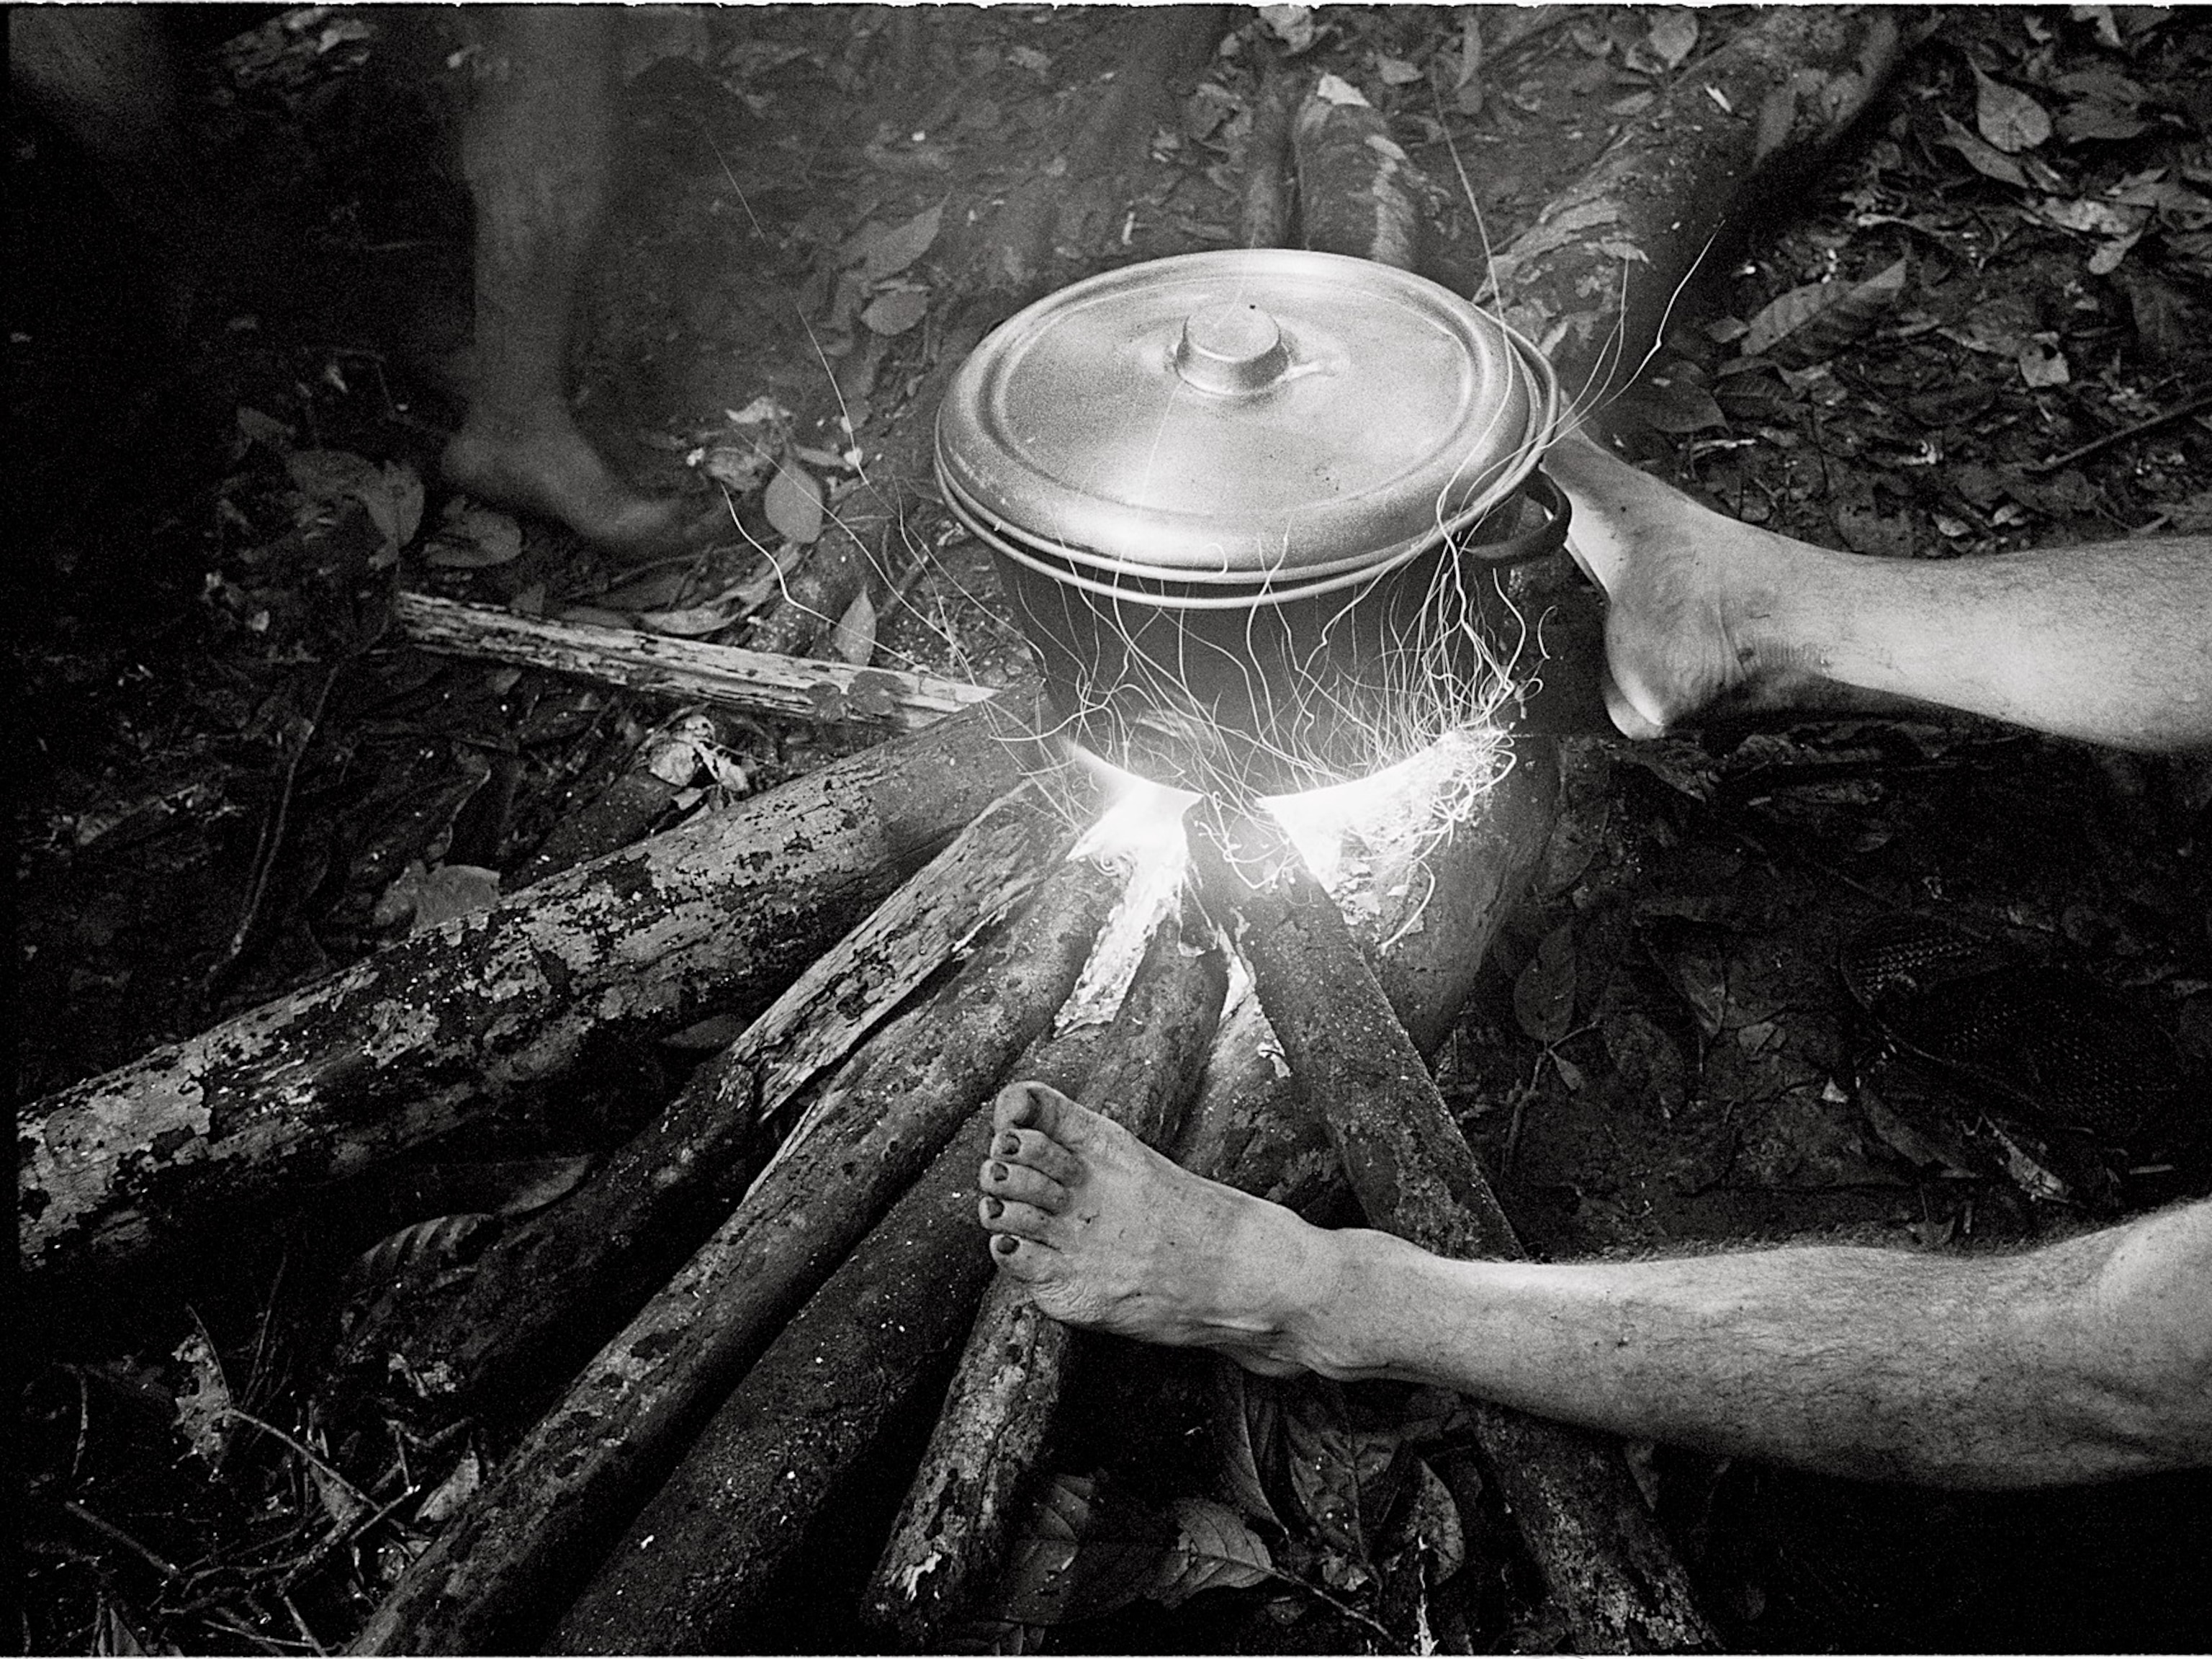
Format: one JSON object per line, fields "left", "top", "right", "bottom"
{"left": 979, "top": 1195, "right": 1058, "bottom": 1239}
{"left": 991, "top": 1128, "right": 1081, "bottom": 1187}
{"left": 990, "top": 1232, "right": 1051, "bottom": 1280}
{"left": 981, "top": 1159, "right": 1068, "bottom": 1213}
{"left": 993, "top": 1079, "right": 1076, "bottom": 1137}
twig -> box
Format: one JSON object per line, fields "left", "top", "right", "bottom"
{"left": 2025, "top": 387, "right": 2212, "bottom": 475}
{"left": 61, "top": 1500, "right": 181, "bottom": 1581}
{"left": 220, "top": 1409, "right": 372, "bottom": 1514}
{"left": 207, "top": 660, "right": 341, "bottom": 996}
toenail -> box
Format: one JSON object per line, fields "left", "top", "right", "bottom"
{"left": 992, "top": 1234, "right": 1017, "bottom": 1256}
{"left": 996, "top": 1133, "right": 1020, "bottom": 1156}
{"left": 981, "top": 1197, "right": 1004, "bottom": 1219}
{"left": 985, "top": 1161, "right": 1008, "bottom": 1183}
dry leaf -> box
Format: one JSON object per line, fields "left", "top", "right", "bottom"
{"left": 1939, "top": 113, "right": 2030, "bottom": 187}
{"left": 415, "top": 1449, "right": 482, "bottom": 1526}
{"left": 1740, "top": 256, "right": 1907, "bottom": 360}
{"left": 1644, "top": 10, "right": 1699, "bottom": 71}
{"left": 637, "top": 604, "right": 737, "bottom": 638}
{"left": 827, "top": 588, "right": 878, "bottom": 666}
{"left": 1514, "top": 922, "right": 1578, "bottom": 1046}
{"left": 1374, "top": 53, "right": 1422, "bottom": 86}
{"left": 171, "top": 1333, "right": 234, "bottom": 1470}
{"left": 764, "top": 461, "right": 824, "bottom": 544}
{"left": 1151, "top": 1497, "right": 1271, "bottom": 1607}
{"left": 861, "top": 202, "right": 943, "bottom": 282}
{"left": 2017, "top": 338, "right": 2071, "bottom": 387}
{"left": 1974, "top": 68, "right": 2051, "bottom": 153}
{"left": 861, "top": 286, "right": 930, "bottom": 336}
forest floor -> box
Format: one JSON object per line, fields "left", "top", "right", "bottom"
{"left": 15, "top": 5, "right": 2212, "bottom": 1653}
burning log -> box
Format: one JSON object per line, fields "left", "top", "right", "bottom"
{"left": 394, "top": 590, "right": 994, "bottom": 731}
{"left": 1188, "top": 818, "right": 1716, "bottom": 1653}
{"left": 348, "top": 850, "right": 1120, "bottom": 1656}
{"left": 862, "top": 893, "right": 1229, "bottom": 1647}
{"left": 1479, "top": 5, "right": 1905, "bottom": 409}
{"left": 544, "top": 889, "right": 1220, "bottom": 1655}
{"left": 19, "top": 683, "right": 1046, "bottom": 1300}
{"left": 1174, "top": 734, "right": 1558, "bottom": 1209}
{"left": 339, "top": 786, "right": 1075, "bottom": 1418}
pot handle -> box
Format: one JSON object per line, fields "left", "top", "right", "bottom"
{"left": 1465, "top": 467, "right": 1571, "bottom": 565}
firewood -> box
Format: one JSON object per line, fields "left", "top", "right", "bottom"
{"left": 394, "top": 590, "right": 994, "bottom": 730}
{"left": 1238, "top": 52, "right": 1300, "bottom": 250}
{"left": 1174, "top": 735, "right": 1559, "bottom": 1210}
{"left": 1188, "top": 816, "right": 1717, "bottom": 1653}
{"left": 22, "top": 683, "right": 1047, "bottom": 1300}
{"left": 1476, "top": 5, "right": 1905, "bottom": 411}
{"left": 346, "top": 850, "right": 1120, "bottom": 1657}
{"left": 503, "top": 709, "right": 717, "bottom": 891}
{"left": 863, "top": 891, "right": 1229, "bottom": 1647}
{"left": 338, "top": 784, "right": 1076, "bottom": 1419}
{"left": 1294, "top": 74, "right": 1423, "bottom": 269}
{"left": 544, "top": 891, "right": 1220, "bottom": 1655}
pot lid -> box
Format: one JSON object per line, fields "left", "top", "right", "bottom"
{"left": 936, "top": 249, "right": 1555, "bottom": 577}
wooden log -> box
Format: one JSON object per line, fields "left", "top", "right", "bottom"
{"left": 393, "top": 590, "right": 995, "bottom": 731}
{"left": 1174, "top": 734, "right": 1557, "bottom": 1210}
{"left": 347, "top": 850, "right": 1120, "bottom": 1657}
{"left": 863, "top": 891, "right": 1228, "bottom": 1647}
{"left": 501, "top": 709, "right": 716, "bottom": 892}
{"left": 1294, "top": 73, "right": 1423, "bottom": 269}
{"left": 547, "top": 890, "right": 1218, "bottom": 1655}
{"left": 339, "top": 785, "right": 1074, "bottom": 1417}
{"left": 1474, "top": 6, "right": 1905, "bottom": 412}
{"left": 1238, "top": 52, "right": 1300, "bottom": 250}
{"left": 21, "top": 683, "right": 1047, "bottom": 1298}
{"left": 744, "top": 482, "right": 896, "bottom": 660}
{"left": 1188, "top": 816, "right": 1716, "bottom": 1653}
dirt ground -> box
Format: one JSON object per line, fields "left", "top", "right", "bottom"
{"left": 14, "top": 5, "right": 2212, "bottom": 1653}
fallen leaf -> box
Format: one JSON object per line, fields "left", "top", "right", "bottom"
{"left": 354, "top": 1213, "right": 496, "bottom": 1284}
{"left": 996, "top": 1473, "right": 1177, "bottom": 1626}
{"left": 1740, "top": 256, "right": 1907, "bottom": 360}
{"left": 1643, "top": 10, "right": 1699, "bottom": 71}
{"left": 171, "top": 1333, "right": 235, "bottom": 1470}
{"left": 2017, "top": 338, "right": 2072, "bottom": 387}
{"left": 1151, "top": 1497, "right": 1271, "bottom": 1607}
{"left": 415, "top": 1449, "right": 482, "bottom": 1526}
{"left": 697, "top": 442, "right": 774, "bottom": 493}
{"left": 827, "top": 589, "right": 877, "bottom": 666}
{"left": 1622, "top": 372, "right": 1727, "bottom": 433}
{"left": 861, "top": 285, "right": 930, "bottom": 336}
{"left": 637, "top": 604, "right": 737, "bottom": 638}
{"left": 1258, "top": 4, "right": 1319, "bottom": 55}
{"left": 1374, "top": 53, "right": 1422, "bottom": 86}
{"left": 1974, "top": 67, "right": 2051, "bottom": 153}
{"left": 860, "top": 202, "right": 943, "bottom": 282}
{"left": 1513, "top": 921, "right": 1578, "bottom": 1046}
{"left": 376, "top": 861, "right": 503, "bottom": 932}
{"left": 1939, "top": 113, "right": 2030, "bottom": 188}
{"left": 763, "top": 460, "right": 824, "bottom": 544}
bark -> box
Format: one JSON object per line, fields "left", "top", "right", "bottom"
{"left": 1295, "top": 75, "right": 1423, "bottom": 269}
{"left": 1174, "top": 735, "right": 1557, "bottom": 1210}
{"left": 743, "top": 481, "right": 899, "bottom": 661}
{"left": 395, "top": 590, "right": 992, "bottom": 731}
{"left": 1238, "top": 52, "right": 1300, "bottom": 250}
{"left": 339, "top": 786, "right": 1073, "bottom": 1418}
{"left": 1188, "top": 818, "right": 1716, "bottom": 1653}
{"left": 503, "top": 709, "right": 711, "bottom": 891}
{"left": 347, "top": 850, "right": 1120, "bottom": 1657}
{"left": 22, "top": 683, "right": 1050, "bottom": 1298}
{"left": 545, "top": 894, "right": 1202, "bottom": 1654}
{"left": 863, "top": 894, "right": 1229, "bottom": 1647}
{"left": 1471, "top": 6, "right": 1906, "bottom": 411}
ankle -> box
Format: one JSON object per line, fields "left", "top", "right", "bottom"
{"left": 1279, "top": 1226, "right": 1422, "bottom": 1382}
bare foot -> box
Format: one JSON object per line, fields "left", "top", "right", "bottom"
{"left": 1545, "top": 429, "right": 1804, "bottom": 735}
{"left": 976, "top": 1082, "right": 1352, "bottom": 1376}
{"left": 443, "top": 414, "right": 717, "bottom": 562}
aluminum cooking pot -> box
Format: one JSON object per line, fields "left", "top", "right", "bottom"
{"left": 936, "top": 249, "right": 1566, "bottom": 795}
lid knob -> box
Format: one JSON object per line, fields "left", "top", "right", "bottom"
{"left": 1174, "top": 302, "right": 1290, "bottom": 395}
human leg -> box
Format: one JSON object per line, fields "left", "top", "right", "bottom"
{"left": 1547, "top": 430, "right": 2212, "bottom": 750}
{"left": 440, "top": 6, "right": 706, "bottom": 558}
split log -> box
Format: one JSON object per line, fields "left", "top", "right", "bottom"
{"left": 547, "top": 889, "right": 1217, "bottom": 1655}
{"left": 1174, "top": 734, "right": 1557, "bottom": 1210}
{"left": 1294, "top": 74, "right": 1422, "bottom": 269}
{"left": 347, "top": 850, "right": 1120, "bottom": 1657}
{"left": 863, "top": 892, "right": 1229, "bottom": 1647}
{"left": 21, "top": 682, "right": 1046, "bottom": 1298}
{"left": 1189, "top": 818, "right": 1716, "bottom": 1653}
{"left": 393, "top": 590, "right": 994, "bottom": 731}
{"left": 502, "top": 709, "right": 717, "bottom": 891}
{"left": 1474, "top": 5, "right": 1906, "bottom": 411}
{"left": 744, "top": 482, "right": 897, "bottom": 661}
{"left": 339, "top": 785, "right": 1074, "bottom": 1417}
